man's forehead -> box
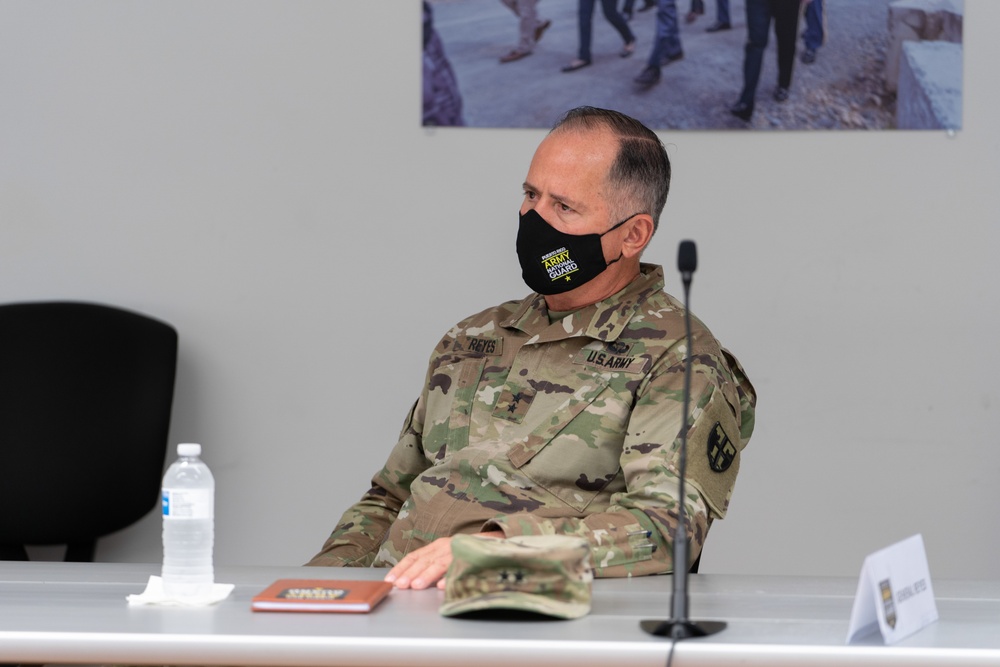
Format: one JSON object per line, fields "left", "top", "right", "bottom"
{"left": 537, "top": 126, "right": 616, "bottom": 161}
{"left": 526, "top": 129, "right": 615, "bottom": 189}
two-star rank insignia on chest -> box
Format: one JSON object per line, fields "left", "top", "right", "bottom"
{"left": 492, "top": 386, "right": 537, "bottom": 424}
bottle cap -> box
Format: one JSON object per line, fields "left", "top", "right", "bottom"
{"left": 177, "top": 443, "right": 202, "bottom": 457}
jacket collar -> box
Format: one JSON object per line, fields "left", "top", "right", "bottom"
{"left": 501, "top": 263, "right": 665, "bottom": 344}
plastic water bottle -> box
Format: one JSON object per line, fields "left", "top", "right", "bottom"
{"left": 161, "top": 443, "right": 215, "bottom": 598}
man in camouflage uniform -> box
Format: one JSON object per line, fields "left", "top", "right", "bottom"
{"left": 308, "top": 107, "right": 756, "bottom": 589}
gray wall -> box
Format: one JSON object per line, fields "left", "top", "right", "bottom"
{"left": 2, "top": 1, "right": 997, "bottom": 579}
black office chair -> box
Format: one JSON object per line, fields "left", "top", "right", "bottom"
{"left": 690, "top": 553, "right": 701, "bottom": 574}
{"left": 0, "top": 301, "right": 178, "bottom": 562}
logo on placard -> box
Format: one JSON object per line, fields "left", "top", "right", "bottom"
{"left": 879, "top": 579, "right": 897, "bottom": 629}
{"left": 278, "top": 586, "right": 348, "bottom": 600}
{"left": 707, "top": 422, "right": 737, "bottom": 472}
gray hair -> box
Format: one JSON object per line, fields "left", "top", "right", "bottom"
{"left": 551, "top": 106, "right": 671, "bottom": 232}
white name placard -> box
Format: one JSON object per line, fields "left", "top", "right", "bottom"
{"left": 846, "top": 533, "right": 938, "bottom": 644}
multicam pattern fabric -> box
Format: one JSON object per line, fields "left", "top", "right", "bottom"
{"left": 440, "top": 534, "right": 593, "bottom": 619}
{"left": 308, "top": 264, "right": 756, "bottom": 577}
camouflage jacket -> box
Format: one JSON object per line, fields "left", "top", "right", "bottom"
{"left": 308, "top": 264, "right": 756, "bottom": 576}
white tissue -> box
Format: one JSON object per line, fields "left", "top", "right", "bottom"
{"left": 127, "top": 575, "right": 234, "bottom": 607}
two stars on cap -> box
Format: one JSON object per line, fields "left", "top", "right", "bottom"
{"left": 497, "top": 569, "right": 527, "bottom": 585}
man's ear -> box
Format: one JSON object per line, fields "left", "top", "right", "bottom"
{"left": 621, "top": 214, "right": 655, "bottom": 258}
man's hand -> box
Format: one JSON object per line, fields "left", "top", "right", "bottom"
{"left": 384, "top": 531, "right": 504, "bottom": 590}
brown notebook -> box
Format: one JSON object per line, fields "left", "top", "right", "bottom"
{"left": 251, "top": 579, "right": 394, "bottom": 613}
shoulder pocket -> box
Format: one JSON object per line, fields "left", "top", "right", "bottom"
{"left": 425, "top": 354, "right": 486, "bottom": 457}
{"left": 684, "top": 388, "right": 743, "bottom": 519}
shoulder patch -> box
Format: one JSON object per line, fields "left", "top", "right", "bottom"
{"left": 707, "top": 422, "right": 737, "bottom": 473}
{"left": 682, "top": 389, "right": 743, "bottom": 519}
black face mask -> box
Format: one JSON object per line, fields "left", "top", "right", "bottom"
{"left": 516, "top": 208, "right": 636, "bottom": 295}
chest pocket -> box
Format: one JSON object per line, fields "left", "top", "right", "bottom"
{"left": 505, "top": 375, "right": 626, "bottom": 513}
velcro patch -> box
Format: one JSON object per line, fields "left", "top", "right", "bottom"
{"left": 572, "top": 342, "right": 648, "bottom": 374}
{"left": 453, "top": 335, "right": 503, "bottom": 356}
{"left": 682, "top": 389, "right": 743, "bottom": 519}
{"left": 492, "top": 385, "right": 536, "bottom": 424}
{"left": 707, "top": 422, "right": 737, "bottom": 472}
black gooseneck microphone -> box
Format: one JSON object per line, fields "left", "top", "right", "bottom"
{"left": 640, "top": 240, "right": 727, "bottom": 640}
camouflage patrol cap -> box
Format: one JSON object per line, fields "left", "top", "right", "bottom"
{"left": 440, "top": 534, "right": 594, "bottom": 619}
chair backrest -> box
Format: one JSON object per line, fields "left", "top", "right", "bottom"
{"left": 0, "top": 301, "right": 178, "bottom": 561}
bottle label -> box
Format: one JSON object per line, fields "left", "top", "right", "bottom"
{"left": 162, "top": 488, "right": 214, "bottom": 519}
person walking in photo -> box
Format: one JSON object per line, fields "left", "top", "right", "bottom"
{"left": 687, "top": 0, "right": 732, "bottom": 32}
{"left": 422, "top": 2, "right": 464, "bottom": 126}
{"left": 800, "top": 0, "right": 824, "bottom": 64}
{"left": 563, "top": 0, "right": 637, "bottom": 72}
{"left": 633, "top": 0, "right": 684, "bottom": 87}
{"left": 621, "top": 0, "right": 656, "bottom": 21}
{"left": 498, "top": 0, "right": 552, "bottom": 64}
{"left": 729, "top": 0, "right": 802, "bottom": 121}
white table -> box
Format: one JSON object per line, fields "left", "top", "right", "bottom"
{"left": 2, "top": 561, "right": 999, "bottom": 666}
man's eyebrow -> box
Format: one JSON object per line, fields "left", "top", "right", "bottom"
{"left": 522, "top": 181, "right": 585, "bottom": 211}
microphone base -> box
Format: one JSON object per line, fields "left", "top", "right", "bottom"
{"left": 640, "top": 619, "right": 728, "bottom": 639}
